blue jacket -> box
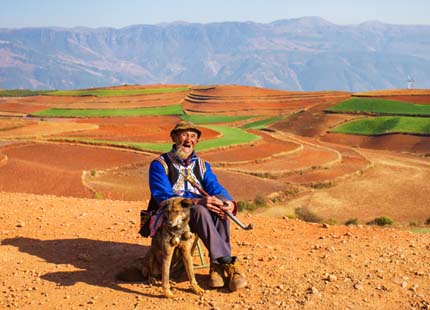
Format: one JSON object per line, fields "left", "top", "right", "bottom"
{"left": 149, "top": 146, "right": 233, "bottom": 206}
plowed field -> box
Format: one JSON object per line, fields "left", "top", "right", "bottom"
{"left": 1, "top": 84, "right": 430, "bottom": 309}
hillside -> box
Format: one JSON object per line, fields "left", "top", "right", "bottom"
{"left": 1, "top": 17, "right": 430, "bottom": 91}
{"left": 1, "top": 84, "right": 430, "bottom": 309}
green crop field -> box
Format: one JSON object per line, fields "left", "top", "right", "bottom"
{"left": 331, "top": 116, "right": 430, "bottom": 135}
{"left": 327, "top": 97, "right": 430, "bottom": 116}
{"left": 197, "top": 125, "right": 260, "bottom": 150}
{"left": 0, "top": 89, "right": 53, "bottom": 97}
{"left": 46, "top": 87, "right": 189, "bottom": 97}
{"left": 55, "top": 125, "right": 260, "bottom": 152}
{"left": 181, "top": 115, "right": 253, "bottom": 124}
{"left": 241, "top": 116, "right": 284, "bottom": 129}
{"left": 30, "top": 105, "right": 184, "bottom": 117}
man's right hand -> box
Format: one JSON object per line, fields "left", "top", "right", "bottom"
{"left": 199, "top": 196, "right": 226, "bottom": 218}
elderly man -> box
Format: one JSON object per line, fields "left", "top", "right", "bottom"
{"left": 148, "top": 120, "right": 247, "bottom": 292}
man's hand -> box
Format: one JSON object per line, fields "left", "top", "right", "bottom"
{"left": 220, "top": 200, "right": 234, "bottom": 215}
{"left": 200, "top": 196, "right": 233, "bottom": 219}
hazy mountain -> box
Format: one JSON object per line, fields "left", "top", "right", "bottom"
{"left": 1, "top": 17, "right": 429, "bottom": 91}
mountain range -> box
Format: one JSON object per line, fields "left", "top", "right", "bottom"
{"left": 1, "top": 17, "right": 430, "bottom": 91}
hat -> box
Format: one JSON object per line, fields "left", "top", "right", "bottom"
{"left": 170, "top": 121, "right": 202, "bottom": 138}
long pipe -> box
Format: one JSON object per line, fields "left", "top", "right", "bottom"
{"left": 179, "top": 170, "right": 254, "bottom": 231}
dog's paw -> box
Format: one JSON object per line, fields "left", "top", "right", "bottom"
{"left": 183, "top": 231, "right": 193, "bottom": 240}
{"left": 170, "top": 236, "right": 180, "bottom": 246}
{"left": 191, "top": 284, "right": 205, "bottom": 295}
{"left": 164, "top": 289, "right": 174, "bottom": 299}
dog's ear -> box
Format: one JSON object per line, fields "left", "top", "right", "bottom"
{"left": 160, "top": 199, "right": 170, "bottom": 208}
{"left": 181, "top": 198, "right": 193, "bottom": 208}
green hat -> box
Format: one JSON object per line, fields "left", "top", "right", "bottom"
{"left": 170, "top": 121, "right": 202, "bottom": 138}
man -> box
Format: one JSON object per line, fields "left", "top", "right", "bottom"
{"left": 148, "top": 120, "right": 247, "bottom": 292}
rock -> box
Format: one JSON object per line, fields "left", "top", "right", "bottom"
{"left": 310, "top": 287, "right": 319, "bottom": 294}
{"left": 323, "top": 273, "right": 337, "bottom": 282}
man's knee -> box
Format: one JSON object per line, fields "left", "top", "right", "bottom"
{"left": 190, "top": 204, "right": 212, "bottom": 222}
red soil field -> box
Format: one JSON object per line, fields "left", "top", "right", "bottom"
{"left": 0, "top": 119, "right": 98, "bottom": 139}
{"left": 201, "top": 130, "right": 301, "bottom": 164}
{"left": 184, "top": 85, "right": 350, "bottom": 115}
{"left": 61, "top": 116, "right": 220, "bottom": 142}
{"left": 280, "top": 148, "right": 371, "bottom": 186}
{"left": 372, "top": 95, "right": 430, "bottom": 104}
{"left": 0, "top": 88, "right": 189, "bottom": 110}
{"left": 2, "top": 85, "right": 430, "bottom": 309}
{"left": 107, "top": 83, "right": 190, "bottom": 90}
{"left": 0, "top": 101, "right": 50, "bottom": 114}
{"left": 353, "top": 89, "right": 430, "bottom": 96}
{"left": 0, "top": 142, "right": 151, "bottom": 198}
{"left": 322, "top": 133, "right": 430, "bottom": 154}
{"left": 222, "top": 132, "right": 340, "bottom": 178}
{"left": 0, "top": 84, "right": 429, "bottom": 225}
{"left": 85, "top": 162, "right": 292, "bottom": 202}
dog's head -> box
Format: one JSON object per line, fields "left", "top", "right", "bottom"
{"left": 160, "top": 197, "right": 193, "bottom": 230}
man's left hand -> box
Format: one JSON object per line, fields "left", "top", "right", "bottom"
{"left": 219, "top": 201, "right": 234, "bottom": 219}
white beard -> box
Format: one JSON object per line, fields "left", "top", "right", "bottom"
{"left": 175, "top": 147, "right": 192, "bottom": 160}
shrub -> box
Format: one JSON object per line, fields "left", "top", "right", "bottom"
{"left": 310, "top": 181, "right": 333, "bottom": 189}
{"left": 325, "top": 218, "right": 338, "bottom": 225}
{"left": 368, "top": 216, "right": 394, "bottom": 226}
{"left": 294, "top": 206, "right": 322, "bottom": 223}
{"left": 237, "top": 200, "right": 257, "bottom": 212}
{"left": 345, "top": 218, "right": 358, "bottom": 226}
{"left": 254, "top": 195, "right": 267, "bottom": 207}
{"left": 425, "top": 217, "right": 430, "bottom": 225}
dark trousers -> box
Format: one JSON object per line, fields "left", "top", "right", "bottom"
{"left": 189, "top": 204, "right": 231, "bottom": 262}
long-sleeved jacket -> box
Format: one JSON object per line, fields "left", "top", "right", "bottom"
{"left": 149, "top": 147, "right": 233, "bottom": 206}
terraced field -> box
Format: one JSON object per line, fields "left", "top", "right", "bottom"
{"left": 184, "top": 85, "right": 350, "bottom": 115}
{"left": 2, "top": 85, "right": 430, "bottom": 310}
{"left": 0, "top": 85, "right": 429, "bottom": 226}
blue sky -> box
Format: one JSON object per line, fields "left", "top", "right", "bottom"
{"left": 1, "top": 0, "right": 428, "bottom": 28}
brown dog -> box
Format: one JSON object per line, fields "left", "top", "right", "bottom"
{"left": 120, "top": 197, "right": 204, "bottom": 298}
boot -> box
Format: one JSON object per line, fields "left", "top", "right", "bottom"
{"left": 208, "top": 263, "right": 225, "bottom": 288}
{"left": 223, "top": 257, "right": 247, "bottom": 291}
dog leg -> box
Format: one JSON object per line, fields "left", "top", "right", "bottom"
{"left": 181, "top": 243, "right": 205, "bottom": 295}
{"left": 162, "top": 247, "right": 175, "bottom": 298}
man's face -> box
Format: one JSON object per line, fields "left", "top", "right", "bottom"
{"left": 172, "top": 130, "right": 199, "bottom": 159}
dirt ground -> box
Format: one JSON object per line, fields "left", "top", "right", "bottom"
{"left": 1, "top": 85, "right": 430, "bottom": 309}
{"left": 1, "top": 192, "right": 430, "bottom": 310}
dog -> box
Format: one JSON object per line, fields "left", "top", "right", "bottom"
{"left": 117, "top": 197, "right": 204, "bottom": 298}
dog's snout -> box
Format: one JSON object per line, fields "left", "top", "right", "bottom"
{"left": 168, "top": 214, "right": 183, "bottom": 227}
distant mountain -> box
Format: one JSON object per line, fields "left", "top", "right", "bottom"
{"left": 1, "top": 17, "right": 430, "bottom": 91}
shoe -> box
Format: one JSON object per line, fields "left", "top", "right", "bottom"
{"left": 223, "top": 258, "right": 247, "bottom": 291}
{"left": 208, "top": 263, "right": 225, "bottom": 288}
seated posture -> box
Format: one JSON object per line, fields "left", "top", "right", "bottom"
{"left": 148, "top": 121, "right": 247, "bottom": 291}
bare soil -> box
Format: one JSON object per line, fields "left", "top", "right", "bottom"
{"left": 1, "top": 192, "right": 430, "bottom": 309}
{"left": 1, "top": 85, "right": 430, "bottom": 309}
